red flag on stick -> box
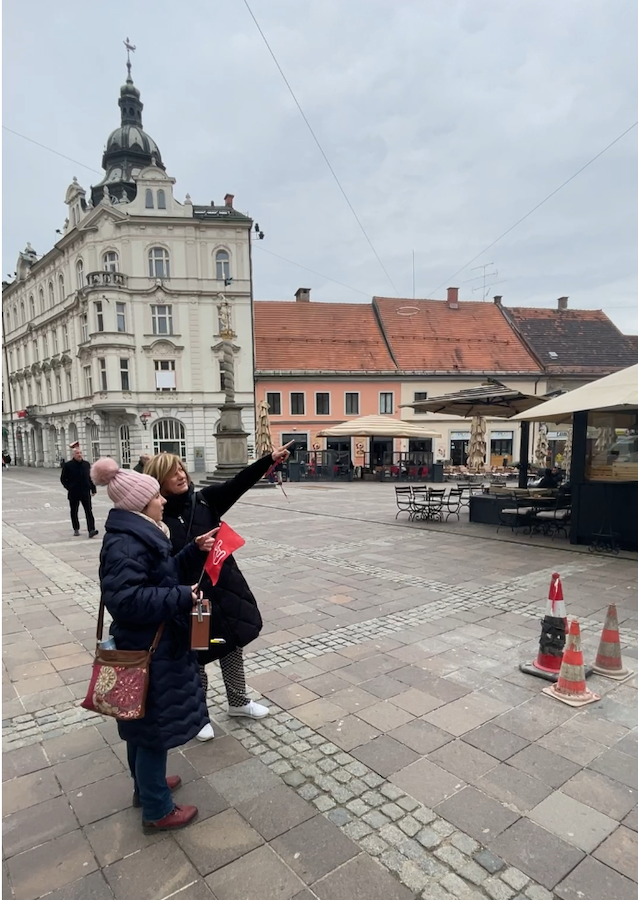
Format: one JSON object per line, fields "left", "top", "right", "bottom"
{"left": 203, "top": 522, "right": 245, "bottom": 586}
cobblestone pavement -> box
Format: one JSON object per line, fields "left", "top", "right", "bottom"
{"left": 3, "top": 469, "right": 638, "bottom": 900}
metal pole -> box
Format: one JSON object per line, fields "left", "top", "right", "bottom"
{"left": 518, "top": 420, "right": 530, "bottom": 488}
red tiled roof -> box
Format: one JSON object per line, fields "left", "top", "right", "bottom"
{"left": 373, "top": 297, "right": 541, "bottom": 374}
{"left": 505, "top": 307, "right": 638, "bottom": 375}
{"left": 253, "top": 301, "right": 396, "bottom": 372}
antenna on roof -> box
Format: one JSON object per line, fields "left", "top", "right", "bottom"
{"left": 464, "top": 263, "right": 503, "bottom": 300}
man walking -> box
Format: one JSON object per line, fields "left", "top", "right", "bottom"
{"left": 60, "top": 442, "right": 98, "bottom": 537}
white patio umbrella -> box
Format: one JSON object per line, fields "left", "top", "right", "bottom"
{"left": 255, "top": 399, "right": 274, "bottom": 458}
{"left": 467, "top": 416, "right": 487, "bottom": 470}
{"left": 317, "top": 415, "right": 440, "bottom": 439}
{"left": 535, "top": 425, "right": 550, "bottom": 466}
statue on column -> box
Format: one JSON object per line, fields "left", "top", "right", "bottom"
{"left": 218, "top": 296, "right": 235, "bottom": 405}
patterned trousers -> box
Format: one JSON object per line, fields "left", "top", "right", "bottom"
{"left": 199, "top": 647, "right": 249, "bottom": 708}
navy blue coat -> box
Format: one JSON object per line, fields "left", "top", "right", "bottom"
{"left": 99, "top": 509, "right": 208, "bottom": 750}
{"left": 163, "top": 455, "right": 271, "bottom": 665}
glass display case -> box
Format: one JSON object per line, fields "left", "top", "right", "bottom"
{"left": 585, "top": 411, "right": 638, "bottom": 482}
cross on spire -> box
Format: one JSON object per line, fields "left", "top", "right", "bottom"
{"left": 124, "top": 37, "right": 136, "bottom": 79}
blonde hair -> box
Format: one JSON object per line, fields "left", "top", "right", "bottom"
{"left": 144, "top": 453, "right": 191, "bottom": 491}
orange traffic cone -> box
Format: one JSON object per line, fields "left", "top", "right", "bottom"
{"left": 520, "top": 573, "right": 569, "bottom": 682}
{"left": 543, "top": 620, "right": 600, "bottom": 707}
{"left": 592, "top": 604, "right": 634, "bottom": 681}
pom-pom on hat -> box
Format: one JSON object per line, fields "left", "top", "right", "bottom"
{"left": 91, "top": 458, "right": 160, "bottom": 512}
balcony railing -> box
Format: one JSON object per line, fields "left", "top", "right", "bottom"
{"left": 85, "top": 271, "right": 128, "bottom": 289}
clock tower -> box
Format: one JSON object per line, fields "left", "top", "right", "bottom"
{"left": 91, "top": 54, "right": 165, "bottom": 206}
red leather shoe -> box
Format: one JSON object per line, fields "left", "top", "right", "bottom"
{"left": 143, "top": 804, "right": 198, "bottom": 833}
{"left": 132, "top": 775, "right": 182, "bottom": 809}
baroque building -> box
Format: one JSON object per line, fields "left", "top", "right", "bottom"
{"left": 2, "top": 61, "right": 256, "bottom": 471}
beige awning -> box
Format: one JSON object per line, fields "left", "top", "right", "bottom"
{"left": 401, "top": 381, "right": 550, "bottom": 419}
{"left": 317, "top": 415, "right": 441, "bottom": 439}
{"left": 514, "top": 363, "right": 638, "bottom": 424}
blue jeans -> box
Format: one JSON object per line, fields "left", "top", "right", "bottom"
{"left": 126, "top": 743, "right": 173, "bottom": 822}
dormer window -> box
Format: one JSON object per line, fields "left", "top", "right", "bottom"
{"left": 157, "top": 189, "right": 166, "bottom": 209}
{"left": 145, "top": 189, "right": 154, "bottom": 209}
{"left": 548, "top": 351, "right": 558, "bottom": 359}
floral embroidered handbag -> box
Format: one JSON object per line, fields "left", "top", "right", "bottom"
{"left": 81, "top": 598, "right": 164, "bottom": 720}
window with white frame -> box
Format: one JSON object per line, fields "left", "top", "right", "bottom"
{"left": 81, "top": 313, "right": 88, "bottom": 343}
{"left": 55, "top": 374, "right": 62, "bottom": 402}
{"left": 154, "top": 359, "right": 176, "bottom": 391}
{"left": 157, "top": 189, "right": 166, "bottom": 209}
{"left": 38, "top": 289, "right": 44, "bottom": 313}
{"left": 103, "top": 251, "right": 119, "bottom": 272}
{"left": 413, "top": 391, "right": 428, "bottom": 403}
{"left": 215, "top": 249, "right": 230, "bottom": 281}
{"left": 49, "top": 281, "right": 55, "bottom": 308}
{"left": 66, "top": 371, "right": 73, "bottom": 400}
{"left": 316, "top": 392, "right": 330, "bottom": 415}
{"left": 58, "top": 273, "right": 65, "bottom": 300}
{"left": 98, "top": 358, "right": 107, "bottom": 391}
{"left": 116, "top": 302, "right": 126, "bottom": 332}
{"left": 152, "top": 419, "right": 186, "bottom": 459}
{"left": 148, "top": 247, "right": 170, "bottom": 278}
{"left": 95, "top": 301, "right": 104, "bottom": 332}
{"left": 62, "top": 323, "right": 69, "bottom": 349}
{"left": 145, "top": 189, "right": 154, "bottom": 209}
{"left": 266, "top": 392, "right": 281, "bottom": 415}
{"left": 29, "top": 295, "right": 36, "bottom": 319}
{"left": 52, "top": 328, "right": 59, "bottom": 355}
{"left": 83, "top": 364, "right": 93, "bottom": 396}
{"left": 76, "top": 258, "right": 84, "bottom": 290}
{"left": 46, "top": 377, "right": 53, "bottom": 405}
{"left": 32, "top": 340, "right": 39, "bottom": 362}
{"left": 345, "top": 392, "right": 359, "bottom": 415}
{"left": 379, "top": 392, "right": 394, "bottom": 414}
{"left": 20, "top": 301, "right": 25, "bottom": 324}
{"left": 151, "top": 304, "right": 173, "bottom": 335}
{"left": 37, "top": 380, "right": 43, "bottom": 405}
{"left": 90, "top": 424, "right": 100, "bottom": 461}
{"left": 290, "top": 392, "right": 305, "bottom": 415}
{"left": 42, "top": 333, "right": 49, "bottom": 358}
{"left": 120, "top": 358, "right": 130, "bottom": 391}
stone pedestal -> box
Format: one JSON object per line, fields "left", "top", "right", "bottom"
{"left": 200, "top": 402, "right": 249, "bottom": 484}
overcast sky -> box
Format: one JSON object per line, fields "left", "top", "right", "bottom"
{"left": 3, "top": 0, "right": 637, "bottom": 332}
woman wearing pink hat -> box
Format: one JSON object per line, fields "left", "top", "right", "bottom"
{"left": 91, "top": 458, "right": 217, "bottom": 833}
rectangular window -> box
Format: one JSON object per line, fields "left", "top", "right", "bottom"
{"left": 379, "top": 392, "right": 394, "bottom": 414}
{"left": 62, "top": 323, "right": 69, "bottom": 349}
{"left": 151, "top": 304, "right": 173, "bottom": 335}
{"left": 83, "top": 364, "right": 93, "bottom": 396}
{"left": 66, "top": 371, "right": 73, "bottom": 400}
{"left": 120, "top": 358, "right": 130, "bottom": 391}
{"left": 290, "top": 392, "right": 305, "bottom": 415}
{"left": 81, "top": 314, "right": 88, "bottom": 343}
{"left": 98, "top": 358, "right": 107, "bottom": 391}
{"left": 116, "top": 302, "right": 126, "bottom": 333}
{"left": 154, "top": 359, "right": 176, "bottom": 391}
{"left": 345, "top": 392, "right": 359, "bottom": 415}
{"left": 42, "top": 333, "right": 49, "bottom": 358}
{"left": 32, "top": 340, "right": 39, "bottom": 362}
{"left": 55, "top": 374, "right": 62, "bottom": 402}
{"left": 46, "top": 378, "right": 53, "bottom": 404}
{"left": 95, "top": 301, "right": 104, "bottom": 332}
{"left": 266, "top": 392, "right": 281, "bottom": 415}
{"left": 37, "top": 380, "right": 43, "bottom": 405}
{"left": 414, "top": 391, "right": 428, "bottom": 403}
{"left": 316, "top": 392, "right": 330, "bottom": 415}
{"left": 52, "top": 328, "right": 59, "bottom": 354}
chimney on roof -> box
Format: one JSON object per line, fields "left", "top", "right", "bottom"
{"left": 446, "top": 287, "right": 459, "bottom": 309}
{"left": 493, "top": 295, "right": 502, "bottom": 306}
{"left": 295, "top": 287, "right": 311, "bottom": 303}
{"left": 557, "top": 296, "right": 569, "bottom": 311}
{"left": 224, "top": 193, "right": 234, "bottom": 208}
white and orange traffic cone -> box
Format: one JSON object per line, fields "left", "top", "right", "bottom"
{"left": 592, "top": 604, "right": 634, "bottom": 681}
{"left": 543, "top": 620, "right": 600, "bottom": 707}
{"left": 520, "top": 573, "right": 568, "bottom": 682}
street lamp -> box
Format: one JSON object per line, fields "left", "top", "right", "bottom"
{"left": 139, "top": 411, "right": 152, "bottom": 430}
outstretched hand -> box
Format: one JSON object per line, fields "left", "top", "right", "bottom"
{"left": 195, "top": 528, "right": 219, "bottom": 553}
{"left": 271, "top": 440, "right": 294, "bottom": 464}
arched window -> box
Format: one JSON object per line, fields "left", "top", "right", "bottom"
{"left": 38, "top": 288, "right": 45, "bottom": 313}
{"left": 13, "top": 304, "right": 18, "bottom": 327}
{"left": 29, "top": 295, "right": 36, "bottom": 319}
{"left": 148, "top": 247, "right": 170, "bottom": 279}
{"left": 20, "top": 301, "right": 25, "bottom": 324}
{"left": 157, "top": 189, "right": 166, "bottom": 210}
{"left": 145, "top": 189, "right": 154, "bottom": 209}
{"left": 152, "top": 418, "right": 186, "bottom": 460}
{"left": 48, "top": 281, "right": 55, "bottom": 308}
{"left": 119, "top": 424, "right": 131, "bottom": 467}
{"left": 103, "top": 251, "right": 119, "bottom": 272}
{"left": 76, "top": 258, "right": 84, "bottom": 290}
{"left": 215, "top": 249, "right": 230, "bottom": 281}
{"left": 58, "top": 273, "right": 65, "bottom": 300}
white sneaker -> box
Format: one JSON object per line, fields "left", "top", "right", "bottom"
{"left": 196, "top": 722, "right": 215, "bottom": 741}
{"left": 228, "top": 700, "right": 269, "bottom": 719}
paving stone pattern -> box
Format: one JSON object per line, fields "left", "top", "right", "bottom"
{"left": 3, "top": 470, "right": 638, "bottom": 900}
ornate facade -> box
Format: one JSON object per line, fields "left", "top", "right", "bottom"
{"left": 2, "top": 65, "right": 256, "bottom": 471}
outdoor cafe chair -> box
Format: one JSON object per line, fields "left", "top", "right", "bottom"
{"left": 409, "top": 486, "right": 430, "bottom": 520}
{"left": 395, "top": 485, "right": 413, "bottom": 519}
{"left": 497, "top": 492, "right": 535, "bottom": 534}
{"left": 443, "top": 488, "right": 463, "bottom": 522}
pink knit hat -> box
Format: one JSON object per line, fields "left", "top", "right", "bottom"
{"left": 91, "top": 458, "right": 160, "bottom": 512}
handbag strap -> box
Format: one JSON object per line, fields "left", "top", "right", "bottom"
{"left": 96, "top": 595, "right": 165, "bottom": 652}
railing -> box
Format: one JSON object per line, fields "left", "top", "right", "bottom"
{"left": 85, "top": 271, "right": 128, "bottom": 289}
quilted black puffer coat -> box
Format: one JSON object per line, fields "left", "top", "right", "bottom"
{"left": 100, "top": 509, "right": 209, "bottom": 750}
{"left": 163, "top": 455, "right": 272, "bottom": 665}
